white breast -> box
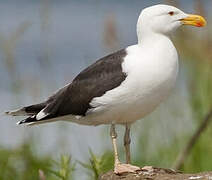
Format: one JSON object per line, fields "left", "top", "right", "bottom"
{"left": 80, "top": 35, "right": 178, "bottom": 125}
{"left": 121, "top": 37, "right": 178, "bottom": 121}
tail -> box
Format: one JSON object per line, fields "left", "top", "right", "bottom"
{"left": 5, "top": 102, "right": 51, "bottom": 126}
{"left": 5, "top": 102, "right": 59, "bottom": 126}
{"left": 5, "top": 103, "right": 46, "bottom": 116}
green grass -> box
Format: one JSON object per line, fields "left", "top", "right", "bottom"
{"left": 79, "top": 149, "right": 113, "bottom": 180}
{"left": 0, "top": 143, "right": 75, "bottom": 180}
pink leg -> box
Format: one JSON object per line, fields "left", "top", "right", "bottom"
{"left": 110, "top": 124, "right": 141, "bottom": 174}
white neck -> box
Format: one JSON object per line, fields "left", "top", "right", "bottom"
{"left": 137, "top": 30, "right": 172, "bottom": 49}
{"left": 136, "top": 16, "right": 171, "bottom": 44}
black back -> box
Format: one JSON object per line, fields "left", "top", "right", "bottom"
{"left": 36, "top": 49, "right": 127, "bottom": 120}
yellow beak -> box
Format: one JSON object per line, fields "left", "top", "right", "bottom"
{"left": 180, "top": 14, "right": 207, "bottom": 27}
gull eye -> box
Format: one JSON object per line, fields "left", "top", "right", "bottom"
{"left": 168, "top": 11, "right": 174, "bottom": 16}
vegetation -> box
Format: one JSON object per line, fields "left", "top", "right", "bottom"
{"left": 0, "top": 0, "right": 212, "bottom": 179}
{"left": 79, "top": 150, "right": 113, "bottom": 180}
{"left": 0, "top": 143, "right": 75, "bottom": 180}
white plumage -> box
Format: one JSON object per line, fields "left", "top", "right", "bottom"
{"left": 5, "top": 4, "right": 206, "bottom": 174}
{"left": 76, "top": 38, "right": 178, "bottom": 125}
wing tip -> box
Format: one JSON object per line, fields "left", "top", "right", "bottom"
{"left": 16, "top": 121, "right": 22, "bottom": 125}
{"left": 16, "top": 119, "right": 28, "bottom": 125}
{"left": 16, "top": 115, "right": 37, "bottom": 125}
{"left": 16, "top": 120, "right": 36, "bottom": 126}
{"left": 4, "top": 111, "right": 10, "bottom": 116}
{"left": 5, "top": 108, "right": 26, "bottom": 116}
{"left": 5, "top": 111, "right": 13, "bottom": 115}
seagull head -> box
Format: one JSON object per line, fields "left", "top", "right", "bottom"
{"left": 137, "top": 4, "right": 206, "bottom": 41}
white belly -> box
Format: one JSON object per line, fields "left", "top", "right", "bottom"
{"left": 63, "top": 38, "right": 178, "bottom": 126}
{"left": 78, "top": 41, "right": 179, "bottom": 125}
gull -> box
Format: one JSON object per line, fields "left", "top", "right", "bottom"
{"left": 5, "top": 4, "right": 206, "bottom": 174}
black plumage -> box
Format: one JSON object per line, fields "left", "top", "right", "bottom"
{"left": 19, "top": 49, "right": 127, "bottom": 124}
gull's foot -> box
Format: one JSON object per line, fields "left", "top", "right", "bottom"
{"left": 114, "top": 163, "right": 141, "bottom": 174}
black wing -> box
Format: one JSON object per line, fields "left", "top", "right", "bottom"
{"left": 20, "top": 49, "right": 127, "bottom": 123}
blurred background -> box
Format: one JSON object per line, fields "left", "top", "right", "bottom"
{"left": 0, "top": 0, "right": 212, "bottom": 179}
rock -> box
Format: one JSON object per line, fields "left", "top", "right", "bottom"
{"left": 99, "top": 167, "right": 212, "bottom": 180}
